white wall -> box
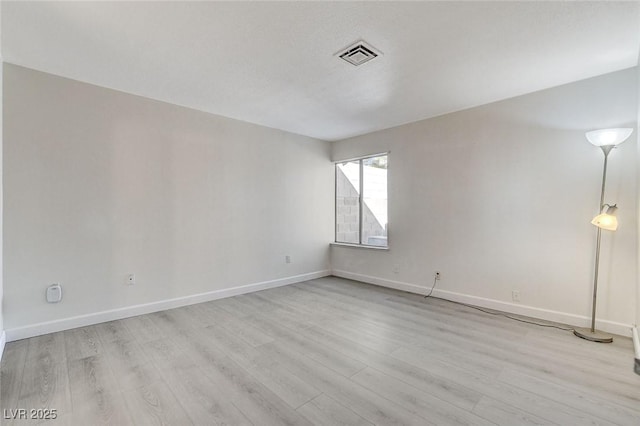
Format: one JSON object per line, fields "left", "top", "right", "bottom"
{"left": 637, "top": 61, "right": 640, "bottom": 329}
{"left": 332, "top": 68, "right": 638, "bottom": 335}
{"left": 3, "top": 64, "right": 333, "bottom": 337}
{"left": 0, "top": 3, "right": 5, "bottom": 353}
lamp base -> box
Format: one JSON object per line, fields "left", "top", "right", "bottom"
{"left": 573, "top": 328, "right": 613, "bottom": 343}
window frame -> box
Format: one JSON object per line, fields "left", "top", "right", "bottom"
{"left": 334, "top": 152, "right": 389, "bottom": 248}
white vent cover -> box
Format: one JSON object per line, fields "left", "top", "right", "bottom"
{"left": 337, "top": 40, "right": 382, "bottom": 66}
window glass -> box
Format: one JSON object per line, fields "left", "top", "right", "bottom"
{"left": 362, "top": 155, "right": 388, "bottom": 247}
{"left": 336, "top": 161, "right": 360, "bottom": 244}
{"left": 335, "top": 154, "right": 388, "bottom": 247}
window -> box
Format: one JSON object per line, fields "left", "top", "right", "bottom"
{"left": 335, "top": 153, "right": 388, "bottom": 247}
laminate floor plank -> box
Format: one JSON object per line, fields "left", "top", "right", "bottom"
{"left": 2, "top": 277, "right": 638, "bottom": 425}
{"left": 146, "top": 310, "right": 192, "bottom": 336}
{"left": 237, "top": 292, "right": 284, "bottom": 313}
{"left": 64, "top": 326, "right": 103, "bottom": 361}
{"left": 260, "top": 307, "right": 320, "bottom": 333}
{"left": 156, "top": 366, "right": 251, "bottom": 426}
{"left": 302, "top": 324, "right": 482, "bottom": 411}
{"left": 256, "top": 342, "right": 428, "bottom": 426}
{"left": 17, "top": 354, "right": 71, "bottom": 415}
{"left": 501, "top": 361, "right": 640, "bottom": 414}
{"left": 180, "top": 302, "right": 236, "bottom": 327}
{"left": 499, "top": 368, "right": 640, "bottom": 425}
{"left": 392, "top": 346, "right": 625, "bottom": 426}
{"left": 351, "top": 367, "right": 495, "bottom": 426}
{"left": 68, "top": 391, "right": 134, "bottom": 426}
{"left": 306, "top": 283, "right": 527, "bottom": 346}
{"left": 386, "top": 315, "right": 635, "bottom": 390}
{"left": 324, "top": 299, "right": 635, "bottom": 394}
{"left": 213, "top": 296, "right": 256, "bottom": 318}
{"left": 283, "top": 291, "right": 355, "bottom": 320}
{"left": 522, "top": 330, "right": 635, "bottom": 365}
{"left": 202, "top": 323, "right": 323, "bottom": 409}
{"left": 179, "top": 332, "right": 312, "bottom": 426}
{"left": 219, "top": 316, "right": 275, "bottom": 347}
{"left": 1, "top": 340, "right": 28, "bottom": 411}
{"left": 325, "top": 313, "right": 508, "bottom": 378}
{"left": 66, "top": 355, "right": 120, "bottom": 406}
{"left": 16, "top": 332, "right": 72, "bottom": 421}
{"left": 25, "top": 332, "right": 67, "bottom": 363}
{"left": 148, "top": 325, "right": 312, "bottom": 426}
{"left": 382, "top": 295, "right": 539, "bottom": 340}
{"left": 100, "top": 337, "right": 162, "bottom": 392}
{"left": 315, "top": 318, "right": 401, "bottom": 355}
{"left": 122, "top": 381, "right": 194, "bottom": 426}
{"left": 310, "top": 279, "right": 396, "bottom": 303}
{"left": 141, "top": 336, "right": 253, "bottom": 426}
{"left": 206, "top": 356, "right": 313, "bottom": 426}
{"left": 244, "top": 313, "right": 368, "bottom": 378}
{"left": 93, "top": 320, "right": 135, "bottom": 344}
{"left": 314, "top": 280, "right": 564, "bottom": 345}
{"left": 250, "top": 285, "right": 307, "bottom": 307}
{"left": 472, "top": 396, "right": 555, "bottom": 426}
{"left": 294, "top": 284, "right": 517, "bottom": 354}
{"left": 250, "top": 291, "right": 318, "bottom": 315}
{"left": 66, "top": 355, "right": 132, "bottom": 425}
{"left": 1, "top": 340, "right": 29, "bottom": 426}
{"left": 120, "top": 314, "right": 165, "bottom": 344}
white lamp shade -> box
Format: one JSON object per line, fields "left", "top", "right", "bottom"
{"left": 591, "top": 213, "right": 618, "bottom": 231}
{"left": 585, "top": 128, "right": 633, "bottom": 147}
{"left": 591, "top": 205, "right": 619, "bottom": 231}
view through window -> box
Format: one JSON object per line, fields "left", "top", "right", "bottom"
{"left": 335, "top": 154, "right": 388, "bottom": 247}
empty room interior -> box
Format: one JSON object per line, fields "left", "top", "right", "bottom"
{"left": 2, "top": 1, "right": 640, "bottom": 425}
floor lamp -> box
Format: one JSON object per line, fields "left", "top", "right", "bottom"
{"left": 574, "top": 128, "right": 633, "bottom": 343}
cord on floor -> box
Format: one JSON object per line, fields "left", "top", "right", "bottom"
{"left": 423, "top": 276, "right": 574, "bottom": 332}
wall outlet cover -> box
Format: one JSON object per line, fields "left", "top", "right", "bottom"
{"left": 46, "top": 283, "right": 62, "bottom": 303}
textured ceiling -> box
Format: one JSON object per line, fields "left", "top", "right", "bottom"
{"left": 3, "top": 1, "right": 639, "bottom": 141}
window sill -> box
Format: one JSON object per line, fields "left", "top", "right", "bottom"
{"left": 330, "top": 242, "right": 389, "bottom": 251}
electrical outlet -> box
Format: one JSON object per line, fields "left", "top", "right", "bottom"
{"left": 393, "top": 264, "right": 400, "bottom": 274}
{"left": 285, "top": 255, "right": 291, "bottom": 264}
{"left": 512, "top": 290, "right": 520, "bottom": 302}
{"left": 435, "top": 271, "right": 441, "bottom": 280}
{"left": 127, "top": 274, "right": 136, "bottom": 285}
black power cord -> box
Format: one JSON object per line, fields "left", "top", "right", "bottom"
{"left": 424, "top": 276, "right": 574, "bottom": 332}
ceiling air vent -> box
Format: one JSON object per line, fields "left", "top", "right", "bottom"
{"left": 337, "top": 40, "right": 381, "bottom": 67}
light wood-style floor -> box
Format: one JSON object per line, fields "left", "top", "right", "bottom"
{"left": 2, "top": 277, "right": 639, "bottom": 425}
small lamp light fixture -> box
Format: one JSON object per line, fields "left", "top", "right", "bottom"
{"left": 591, "top": 204, "right": 618, "bottom": 231}
{"left": 574, "top": 128, "right": 633, "bottom": 343}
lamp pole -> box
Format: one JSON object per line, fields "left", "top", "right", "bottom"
{"left": 574, "top": 144, "right": 614, "bottom": 343}
{"left": 575, "top": 128, "right": 633, "bottom": 343}
{"left": 591, "top": 146, "right": 611, "bottom": 332}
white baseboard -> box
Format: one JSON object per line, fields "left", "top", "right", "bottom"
{"left": 331, "top": 270, "right": 633, "bottom": 337}
{"left": 5, "top": 270, "right": 331, "bottom": 342}
{"left": 0, "top": 331, "right": 6, "bottom": 362}
{"left": 332, "top": 270, "right": 427, "bottom": 296}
